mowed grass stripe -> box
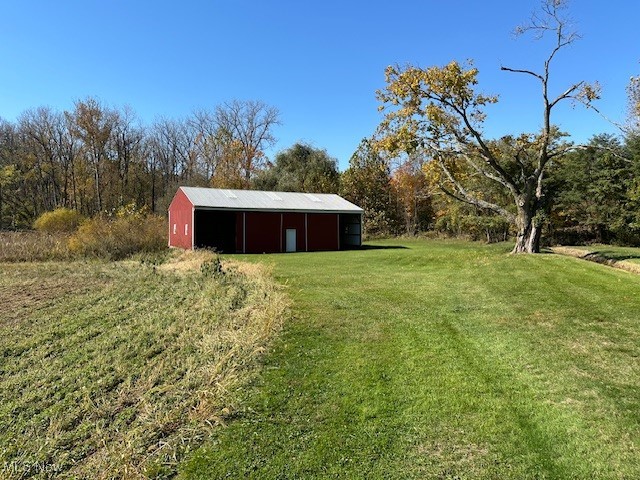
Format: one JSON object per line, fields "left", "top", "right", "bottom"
{"left": 182, "top": 239, "right": 640, "bottom": 479}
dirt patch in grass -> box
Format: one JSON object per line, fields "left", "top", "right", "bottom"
{"left": 0, "top": 282, "right": 83, "bottom": 326}
{"left": 0, "top": 280, "right": 96, "bottom": 327}
{"left": 0, "top": 263, "right": 110, "bottom": 327}
{"left": 416, "top": 439, "right": 490, "bottom": 462}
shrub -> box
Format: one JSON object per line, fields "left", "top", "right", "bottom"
{"left": 201, "top": 255, "right": 225, "bottom": 278}
{"left": 69, "top": 211, "right": 167, "bottom": 260}
{"left": 33, "top": 207, "right": 84, "bottom": 233}
{"left": 432, "top": 211, "right": 511, "bottom": 243}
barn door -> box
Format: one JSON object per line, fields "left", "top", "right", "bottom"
{"left": 285, "top": 229, "right": 296, "bottom": 252}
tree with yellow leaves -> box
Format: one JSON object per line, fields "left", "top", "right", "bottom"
{"left": 375, "top": 0, "right": 600, "bottom": 253}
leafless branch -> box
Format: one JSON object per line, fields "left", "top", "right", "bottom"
{"left": 570, "top": 143, "right": 633, "bottom": 163}
{"left": 500, "top": 66, "right": 544, "bottom": 82}
{"left": 549, "top": 82, "right": 583, "bottom": 108}
{"left": 450, "top": 102, "right": 520, "bottom": 194}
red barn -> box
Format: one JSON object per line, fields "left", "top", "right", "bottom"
{"left": 168, "top": 187, "right": 363, "bottom": 253}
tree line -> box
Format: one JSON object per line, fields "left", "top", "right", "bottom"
{"left": 0, "top": 97, "right": 433, "bottom": 238}
{"left": 0, "top": 98, "right": 279, "bottom": 228}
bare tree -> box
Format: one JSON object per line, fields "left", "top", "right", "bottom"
{"left": 214, "top": 100, "right": 280, "bottom": 185}
{"left": 189, "top": 109, "right": 221, "bottom": 179}
{"left": 0, "top": 119, "right": 20, "bottom": 228}
{"left": 111, "top": 106, "right": 144, "bottom": 204}
{"left": 627, "top": 74, "right": 640, "bottom": 133}
{"left": 18, "top": 108, "right": 65, "bottom": 213}
{"left": 65, "top": 98, "right": 118, "bottom": 213}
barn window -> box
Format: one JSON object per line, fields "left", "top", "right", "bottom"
{"left": 185, "top": 224, "right": 188, "bottom": 236}
{"left": 173, "top": 224, "right": 177, "bottom": 234}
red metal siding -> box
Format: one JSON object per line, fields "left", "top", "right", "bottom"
{"left": 245, "top": 212, "right": 281, "bottom": 253}
{"left": 307, "top": 213, "right": 339, "bottom": 251}
{"left": 168, "top": 188, "right": 193, "bottom": 249}
{"left": 282, "top": 213, "right": 306, "bottom": 252}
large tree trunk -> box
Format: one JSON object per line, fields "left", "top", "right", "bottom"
{"left": 512, "top": 203, "right": 542, "bottom": 253}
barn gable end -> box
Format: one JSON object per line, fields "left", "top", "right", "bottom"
{"left": 168, "top": 188, "right": 194, "bottom": 249}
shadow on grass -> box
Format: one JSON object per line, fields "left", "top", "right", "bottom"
{"left": 357, "top": 244, "right": 409, "bottom": 251}
{"left": 588, "top": 250, "right": 640, "bottom": 262}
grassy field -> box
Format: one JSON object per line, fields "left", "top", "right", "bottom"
{"left": 182, "top": 239, "right": 640, "bottom": 479}
{"left": 0, "top": 251, "right": 288, "bottom": 479}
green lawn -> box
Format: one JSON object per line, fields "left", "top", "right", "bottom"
{"left": 181, "top": 239, "right": 640, "bottom": 479}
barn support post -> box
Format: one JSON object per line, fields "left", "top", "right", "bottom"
{"left": 243, "top": 212, "right": 246, "bottom": 253}
{"left": 305, "top": 213, "right": 308, "bottom": 252}
{"left": 280, "top": 213, "right": 283, "bottom": 252}
{"left": 191, "top": 207, "right": 195, "bottom": 249}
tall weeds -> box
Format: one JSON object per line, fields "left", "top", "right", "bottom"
{"left": 68, "top": 214, "right": 167, "bottom": 260}
{"left": 1, "top": 204, "right": 168, "bottom": 262}
{"left": 0, "top": 231, "right": 73, "bottom": 262}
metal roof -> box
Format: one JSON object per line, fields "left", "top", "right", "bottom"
{"left": 180, "top": 187, "right": 363, "bottom": 213}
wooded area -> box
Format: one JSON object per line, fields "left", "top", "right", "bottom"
{"left": 0, "top": 98, "right": 279, "bottom": 228}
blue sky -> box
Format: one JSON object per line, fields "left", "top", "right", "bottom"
{"left": 1, "top": 1, "right": 638, "bottom": 169}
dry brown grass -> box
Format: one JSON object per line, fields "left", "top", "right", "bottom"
{"left": 0, "top": 231, "right": 73, "bottom": 262}
{"left": 158, "top": 249, "right": 217, "bottom": 274}
{"left": 68, "top": 214, "right": 167, "bottom": 260}
{"left": 1, "top": 215, "right": 168, "bottom": 263}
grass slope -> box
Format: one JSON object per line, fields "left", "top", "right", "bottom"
{"left": 0, "top": 252, "right": 287, "bottom": 479}
{"left": 182, "top": 239, "right": 640, "bottom": 479}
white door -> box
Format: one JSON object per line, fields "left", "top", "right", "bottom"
{"left": 285, "top": 229, "right": 296, "bottom": 252}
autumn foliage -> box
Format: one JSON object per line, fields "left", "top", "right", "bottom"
{"left": 33, "top": 207, "right": 84, "bottom": 233}
{"left": 68, "top": 204, "right": 166, "bottom": 260}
